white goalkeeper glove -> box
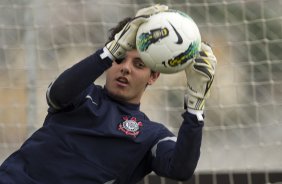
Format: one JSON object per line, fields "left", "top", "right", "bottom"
{"left": 100, "top": 4, "right": 168, "bottom": 61}
{"left": 135, "top": 4, "right": 168, "bottom": 17}
{"left": 184, "top": 42, "right": 217, "bottom": 121}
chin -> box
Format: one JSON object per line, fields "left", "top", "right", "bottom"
{"left": 108, "top": 89, "right": 127, "bottom": 101}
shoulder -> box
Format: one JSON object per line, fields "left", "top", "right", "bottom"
{"left": 87, "top": 84, "right": 103, "bottom": 93}
{"left": 84, "top": 84, "right": 109, "bottom": 101}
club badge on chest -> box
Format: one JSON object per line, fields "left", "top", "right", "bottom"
{"left": 118, "top": 116, "right": 143, "bottom": 138}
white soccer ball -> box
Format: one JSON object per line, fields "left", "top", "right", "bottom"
{"left": 136, "top": 10, "right": 201, "bottom": 74}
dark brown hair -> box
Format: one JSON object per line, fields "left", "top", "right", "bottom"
{"left": 107, "top": 17, "right": 132, "bottom": 42}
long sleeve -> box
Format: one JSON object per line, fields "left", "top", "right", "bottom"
{"left": 47, "top": 49, "right": 112, "bottom": 109}
{"left": 151, "top": 111, "right": 203, "bottom": 181}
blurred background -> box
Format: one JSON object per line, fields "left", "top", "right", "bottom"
{"left": 0, "top": 0, "right": 282, "bottom": 183}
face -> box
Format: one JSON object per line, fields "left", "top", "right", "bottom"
{"left": 105, "top": 50, "right": 160, "bottom": 104}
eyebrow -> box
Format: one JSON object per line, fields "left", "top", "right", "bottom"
{"left": 133, "top": 57, "right": 143, "bottom": 62}
{"left": 133, "top": 56, "right": 142, "bottom": 60}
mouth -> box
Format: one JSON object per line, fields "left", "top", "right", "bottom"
{"left": 116, "top": 77, "right": 129, "bottom": 87}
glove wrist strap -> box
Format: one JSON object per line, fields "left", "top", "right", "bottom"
{"left": 106, "top": 40, "right": 126, "bottom": 60}
{"left": 100, "top": 47, "right": 115, "bottom": 61}
{"left": 185, "top": 94, "right": 205, "bottom": 110}
{"left": 187, "top": 108, "right": 204, "bottom": 121}
{"left": 184, "top": 94, "right": 205, "bottom": 121}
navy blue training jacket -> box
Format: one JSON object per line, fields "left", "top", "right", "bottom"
{"left": 0, "top": 49, "right": 203, "bottom": 184}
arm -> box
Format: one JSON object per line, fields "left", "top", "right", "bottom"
{"left": 151, "top": 42, "right": 217, "bottom": 181}
{"left": 47, "top": 5, "right": 168, "bottom": 110}
{"left": 151, "top": 112, "right": 203, "bottom": 181}
{"left": 46, "top": 49, "right": 112, "bottom": 109}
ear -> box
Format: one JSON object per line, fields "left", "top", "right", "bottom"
{"left": 147, "top": 71, "right": 160, "bottom": 85}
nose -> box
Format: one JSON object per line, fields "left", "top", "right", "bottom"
{"left": 120, "top": 59, "right": 131, "bottom": 75}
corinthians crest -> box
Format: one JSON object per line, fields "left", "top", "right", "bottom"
{"left": 118, "top": 116, "right": 143, "bottom": 137}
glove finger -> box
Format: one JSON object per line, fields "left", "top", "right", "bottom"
{"left": 201, "top": 42, "right": 214, "bottom": 54}
{"left": 114, "top": 16, "right": 149, "bottom": 49}
{"left": 198, "top": 51, "right": 208, "bottom": 57}
{"left": 130, "top": 15, "right": 150, "bottom": 27}
{"left": 197, "top": 49, "right": 217, "bottom": 69}
{"left": 198, "top": 50, "right": 216, "bottom": 61}
{"left": 193, "top": 64, "right": 213, "bottom": 80}
{"left": 114, "top": 22, "right": 130, "bottom": 41}
{"left": 195, "top": 56, "right": 216, "bottom": 76}
{"left": 135, "top": 4, "right": 168, "bottom": 17}
{"left": 117, "top": 15, "right": 149, "bottom": 38}
{"left": 194, "top": 57, "right": 215, "bottom": 70}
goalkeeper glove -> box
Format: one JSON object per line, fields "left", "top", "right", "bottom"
{"left": 184, "top": 42, "right": 217, "bottom": 121}
{"left": 100, "top": 4, "right": 168, "bottom": 61}
{"left": 135, "top": 4, "right": 168, "bottom": 17}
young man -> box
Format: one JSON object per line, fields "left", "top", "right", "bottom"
{"left": 0, "top": 5, "right": 216, "bottom": 184}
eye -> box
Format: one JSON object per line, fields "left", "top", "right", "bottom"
{"left": 134, "top": 59, "right": 146, "bottom": 69}
{"left": 115, "top": 58, "right": 124, "bottom": 64}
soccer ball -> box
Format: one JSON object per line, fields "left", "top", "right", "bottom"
{"left": 136, "top": 10, "right": 201, "bottom": 74}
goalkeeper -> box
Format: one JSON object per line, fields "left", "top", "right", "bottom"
{"left": 0, "top": 4, "right": 216, "bottom": 184}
